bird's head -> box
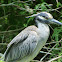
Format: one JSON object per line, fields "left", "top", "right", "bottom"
{"left": 27, "top": 12, "right": 62, "bottom": 25}
{"left": 35, "top": 12, "right": 62, "bottom": 25}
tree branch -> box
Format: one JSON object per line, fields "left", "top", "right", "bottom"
{"left": 40, "top": 44, "right": 57, "bottom": 61}
{"left": 0, "top": 27, "right": 24, "bottom": 34}
{"left": 47, "top": 55, "right": 62, "bottom": 62}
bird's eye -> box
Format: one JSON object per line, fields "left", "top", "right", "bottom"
{"left": 43, "top": 16, "right": 48, "bottom": 19}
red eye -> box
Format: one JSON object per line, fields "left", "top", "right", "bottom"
{"left": 45, "top": 17, "right": 48, "bottom": 19}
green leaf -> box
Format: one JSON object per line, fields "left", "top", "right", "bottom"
{"left": 0, "top": 60, "right": 4, "bottom": 62}
{"left": 1, "top": 0, "right": 4, "bottom": 3}
{"left": 23, "top": 24, "right": 27, "bottom": 27}
{"left": 4, "top": 18, "right": 8, "bottom": 24}
{"left": 57, "top": 2, "right": 62, "bottom": 7}
{"left": 35, "top": 4, "right": 41, "bottom": 10}
{"left": 52, "top": 26, "right": 62, "bottom": 41}
{"left": 0, "top": 25, "right": 2, "bottom": 27}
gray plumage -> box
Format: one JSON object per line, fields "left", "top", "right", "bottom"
{"left": 4, "top": 25, "right": 49, "bottom": 62}
{"left": 3, "top": 12, "right": 62, "bottom": 62}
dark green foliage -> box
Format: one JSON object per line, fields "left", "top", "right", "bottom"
{"left": 0, "top": 0, "right": 62, "bottom": 62}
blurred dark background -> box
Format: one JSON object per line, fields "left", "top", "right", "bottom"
{"left": 0, "top": 0, "right": 62, "bottom": 61}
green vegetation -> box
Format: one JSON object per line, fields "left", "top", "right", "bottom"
{"left": 0, "top": 60, "right": 4, "bottom": 62}
{"left": 0, "top": 0, "right": 62, "bottom": 62}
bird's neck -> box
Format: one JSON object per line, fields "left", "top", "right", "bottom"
{"left": 35, "top": 20, "right": 50, "bottom": 47}
{"left": 35, "top": 20, "right": 50, "bottom": 34}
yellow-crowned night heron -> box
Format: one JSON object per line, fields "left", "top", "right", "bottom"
{"left": 3, "top": 12, "right": 62, "bottom": 62}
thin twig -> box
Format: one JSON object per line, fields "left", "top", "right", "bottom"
{"left": 40, "top": 51, "right": 51, "bottom": 54}
{"left": 0, "top": 27, "right": 25, "bottom": 34}
{"left": 48, "top": 24, "right": 54, "bottom": 31}
{"left": 0, "top": 0, "right": 31, "bottom": 7}
{"left": 40, "top": 39, "right": 62, "bottom": 61}
{"left": 0, "top": 14, "right": 10, "bottom": 20}
{"left": 33, "top": 7, "right": 62, "bottom": 11}
{"left": 40, "top": 44, "right": 57, "bottom": 61}
{"left": 0, "top": 1, "right": 27, "bottom": 7}
{"left": 0, "top": 2, "right": 62, "bottom": 12}
{"left": 45, "top": 38, "right": 62, "bottom": 45}
{"left": 13, "top": 5, "right": 26, "bottom": 10}
{"left": 43, "top": 47, "right": 62, "bottom": 50}
{"left": 26, "top": 7, "right": 62, "bottom": 18}
{"left": 0, "top": 43, "right": 7, "bottom": 45}
{"left": 56, "top": 0, "right": 58, "bottom": 4}
{"left": 31, "top": 60, "right": 43, "bottom": 62}
{"left": 49, "top": 7, "right": 62, "bottom": 11}
{"left": 2, "top": 35, "right": 4, "bottom": 43}
{"left": 47, "top": 55, "right": 62, "bottom": 62}
{"left": 0, "top": 3, "right": 15, "bottom": 7}
{"left": 55, "top": 10, "right": 62, "bottom": 14}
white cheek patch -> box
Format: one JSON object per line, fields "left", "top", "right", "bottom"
{"left": 47, "top": 13, "right": 53, "bottom": 19}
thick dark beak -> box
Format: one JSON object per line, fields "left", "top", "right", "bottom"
{"left": 48, "top": 19, "right": 62, "bottom": 25}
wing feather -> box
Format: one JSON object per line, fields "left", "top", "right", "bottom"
{"left": 4, "top": 30, "right": 38, "bottom": 62}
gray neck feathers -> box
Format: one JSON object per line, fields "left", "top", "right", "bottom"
{"left": 35, "top": 20, "right": 50, "bottom": 36}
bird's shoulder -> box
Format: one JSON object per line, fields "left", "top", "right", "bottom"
{"left": 7, "top": 25, "right": 38, "bottom": 47}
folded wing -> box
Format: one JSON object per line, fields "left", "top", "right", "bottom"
{"left": 4, "top": 30, "right": 38, "bottom": 62}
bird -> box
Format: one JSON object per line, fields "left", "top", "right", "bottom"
{"left": 3, "top": 12, "right": 62, "bottom": 62}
